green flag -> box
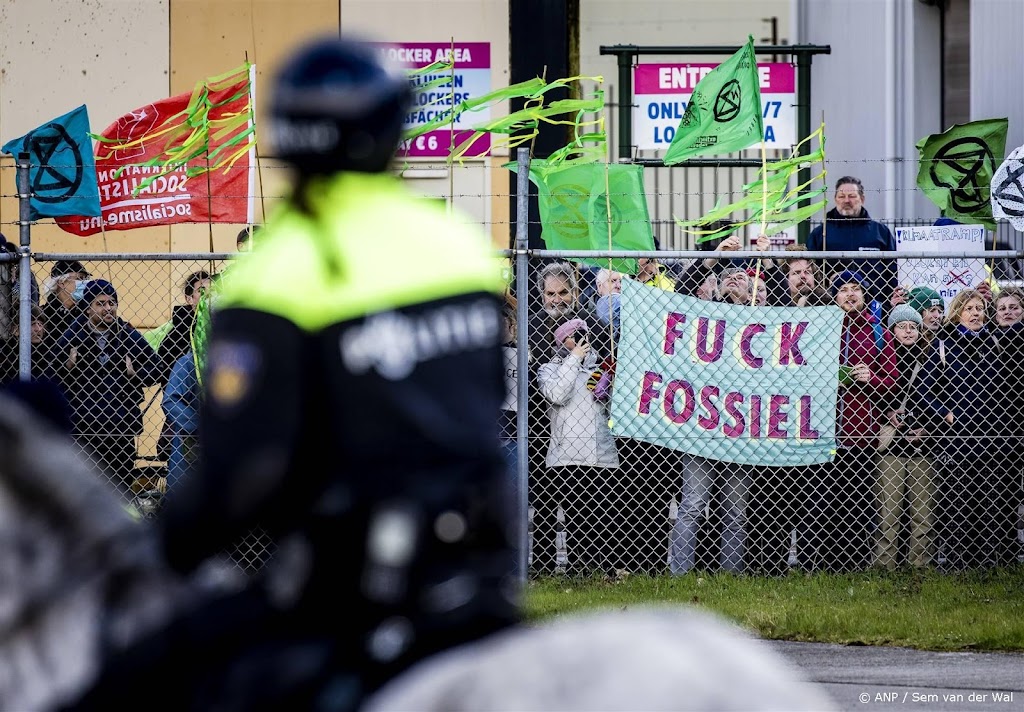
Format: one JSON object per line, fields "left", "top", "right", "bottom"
{"left": 916, "top": 118, "right": 1008, "bottom": 230}
{"left": 530, "top": 162, "right": 654, "bottom": 274}
{"left": 663, "top": 36, "right": 764, "bottom": 164}
{"left": 191, "top": 279, "right": 221, "bottom": 388}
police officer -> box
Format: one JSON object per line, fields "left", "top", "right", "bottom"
{"left": 72, "top": 36, "right": 518, "bottom": 712}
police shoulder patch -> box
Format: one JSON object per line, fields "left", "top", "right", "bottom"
{"left": 206, "top": 341, "right": 262, "bottom": 409}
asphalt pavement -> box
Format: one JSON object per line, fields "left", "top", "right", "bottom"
{"left": 771, "top": 640, "right": 1024, "bottom": 712}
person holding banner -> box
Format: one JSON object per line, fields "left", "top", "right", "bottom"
{"left": 669, "top": 450, "right": 748, "bottom": 576}
{"left": 775, "top": 247, "right": 829, "bottom": 308}
{"left": 800, "top": 271, "right": 897, "bottom": 573}
{"left": 717, "top": 267, "right": 753, "bottom": 306}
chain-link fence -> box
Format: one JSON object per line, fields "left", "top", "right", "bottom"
{"left": 509, "top": 248, "right": 1024, "bottom": 577}
{"left": 0, "top": 252, "right": 275, "bottom": 572}
{"left": 3, "top": 247, "right": 1024, "bottom": 579}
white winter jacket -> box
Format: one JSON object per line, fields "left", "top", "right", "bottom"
{"left": 537, "top": 352, "right": 619, "bottom": 469}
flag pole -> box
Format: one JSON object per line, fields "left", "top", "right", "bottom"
{"left": 197, "top": 73, "right": 215, "bottom": 274}
{"left": 604, "top": 160, "right": 615, "bottom": 352}
{"left": 821, "top": 111, "right": 827, "bottom": 253}
{"left": 100, "top": 224, "right": 112, "bottom": 283}
{"left": 448, "top": 37, "right": 456, "bottom": 218}
{"left": 527, "top": 65, "right": 548, "bottom": 160}
{"left": 751, "top": 140, "right": 768, "bottom": 306}
{"left": 505, "top": 64, "right": 547, "bottom": 256}
{"left": 246, "top": 54, "right": 267, "bottom": 227}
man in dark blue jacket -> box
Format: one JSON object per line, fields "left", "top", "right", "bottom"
{"left": 54, "top": 279, "right": 160, "bottom": 492}
{"left": 807, "top": 176, "right": 896, "bottom": 306}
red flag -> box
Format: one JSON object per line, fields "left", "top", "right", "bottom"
{"left": 58, "top": 65, "right": 255, "bottom": 236}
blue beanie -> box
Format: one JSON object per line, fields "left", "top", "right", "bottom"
{"left": 82, "top": 279, "right": 117, "bottom": 306}
{"left": 830, "top": 270, "right": 866, "bottom": 296}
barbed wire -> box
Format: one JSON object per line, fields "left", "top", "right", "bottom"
{"left": 0, "top": 187, "right": 1006, "bottom": 201}
{"left": 0, "top": 218, "right": 1021, "bottom": 230}
{"left": 0, "top": 156, "right": 1013, "bottom": 170}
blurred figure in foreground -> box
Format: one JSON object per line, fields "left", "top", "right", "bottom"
{"left": 71, "top": 35, "right": 518, "bottom": 711}
{"left": 365, "top": 607, "right": 836, "bottom": 712}
{"left": 0, "top": 390, "right": 194, "bottom": 712}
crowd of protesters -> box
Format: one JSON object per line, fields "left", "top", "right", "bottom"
{"left": 4, "top": 177, "right": 1023, "bottom": 579}
{"left": 0, "top": 229, "right": 253, "bottom": 500}
{"left": 524, "top": 176, "right": 1024, "bottom": 577}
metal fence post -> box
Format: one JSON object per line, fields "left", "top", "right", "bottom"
{"left": 514, "top": 146, "right": 531, "bottom": 582}
{"left": 616, "top": 49, "right": 635, "bottom": 161}
{"left": 16, "top": 153, "right": 32, "bottom": 382}
{"left": 796, "top": 51, "right": 813, "bottom": 245}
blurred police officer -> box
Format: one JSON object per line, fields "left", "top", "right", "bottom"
{"left": 71, "top": 35, "right": 518, "bottom": 712}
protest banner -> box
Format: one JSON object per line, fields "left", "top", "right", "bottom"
{"left": 56, "top": 65, "right": 255, "bottom": 236}
{"left": 610, "top": 280, "right": 843, "bottom": 466}
{"left": 894, "top": 224, "right": 986, "bottom": 307}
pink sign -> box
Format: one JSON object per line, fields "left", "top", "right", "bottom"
{"left": 632, "top": 62, "right": 797, "bottom": 151}
{"left": 634, "top": 63, "right": 796, "bottom": 94}
{"left": 380, "top": 42, "right": 492, "bottom": 159}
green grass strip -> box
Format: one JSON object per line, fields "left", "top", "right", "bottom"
{"left": 525, "top": 566, "right": 1024, "bottom": 652}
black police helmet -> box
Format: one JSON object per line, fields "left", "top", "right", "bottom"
{"left": 270, "top": 36, "right": 412, "bottom": 175}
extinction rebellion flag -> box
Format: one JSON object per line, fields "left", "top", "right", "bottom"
{"left": 57, "top": 65, "right": 256, "bottom": 236}
{"left": 1, "top": 105, "right": 101, "bottom": 220}
{"left": 916, "top": 118, "right": 1008, "bottom": 231}
{"left": 529, "top": 161, "right": 654, "bottom": 275}
{"left": 663, "top": 35, "right": 764, "bottom": 164}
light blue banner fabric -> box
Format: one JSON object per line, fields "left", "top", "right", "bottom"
{"left": 610, "top": 279, "right": 844, "bottom": 466}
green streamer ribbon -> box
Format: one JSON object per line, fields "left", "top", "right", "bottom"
{"left": 93, "top": 63, "right": 255, "bottom": 196}
{"left": 676, "top": 123, "right": 828, "bottom": 240}
{"left": 403, "top": 74, "right": 605, "bottom": 163}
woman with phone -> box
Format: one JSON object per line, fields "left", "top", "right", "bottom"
{"left": 535, "top": 318, "right": 619, "bottom": 575}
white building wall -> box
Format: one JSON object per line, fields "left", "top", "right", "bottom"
{"left": 796, "top": 0, "right": 943, "bottom": 228}
{"left": 970, "top": 0, "right": 1024, "bottom": 154}
{"left": 0, "top": 0, "right": 170, "bottom": 249}
{"left": 581, "top": 0, "right": 791, "bottom": 246}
